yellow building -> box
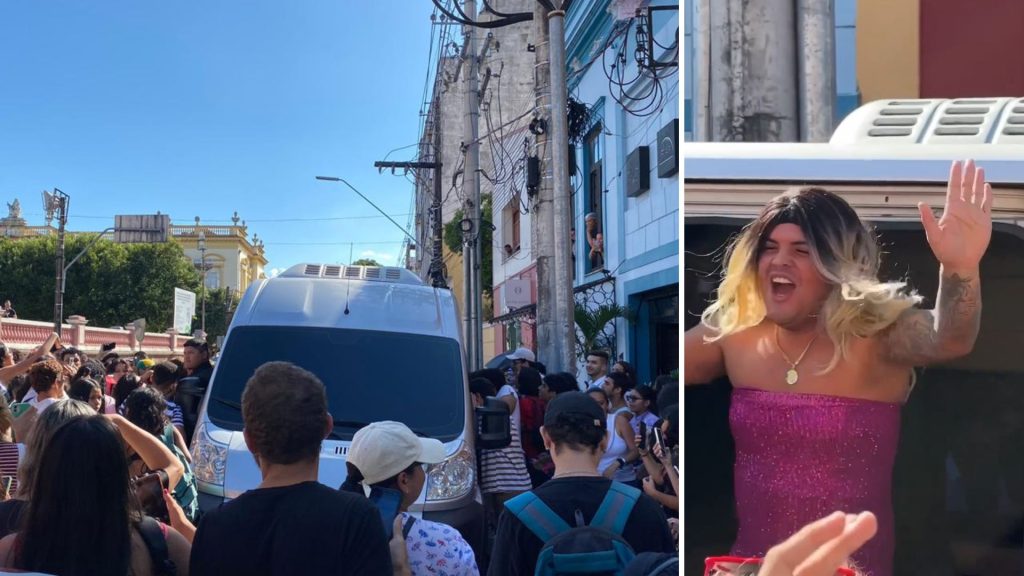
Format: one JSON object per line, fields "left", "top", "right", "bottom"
{"left": 174, "top": 218, "right": 268, "bottom": 295}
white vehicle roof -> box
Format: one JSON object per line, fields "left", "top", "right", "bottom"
{"left": 686, "top": 97, "right": 1024, "bottom": 185}
{"left": 230, "top": 263, "right": 460, "bottom": 339}
{"left": 684, "top": 142, "right": 1024, "bottom": 185}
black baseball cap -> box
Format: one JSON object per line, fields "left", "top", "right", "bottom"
{"left": 543, "top": 391, "right": 606, "bottom": 430}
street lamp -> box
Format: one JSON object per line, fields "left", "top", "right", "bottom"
{"left": 314, "top": 176, "right": 417, "bottom": 244}
{"left": 196, "top": 217, "right": 208, "bottom": 335}
{"left": 42, "top": 189, "right": 70, "bottom": 333}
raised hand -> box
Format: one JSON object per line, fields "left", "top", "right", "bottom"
{"left": 918, "top": 159, "right": 992, "bottom": 272}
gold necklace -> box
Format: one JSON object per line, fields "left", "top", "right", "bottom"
{"left": 775, "top": 325, "right": 818, "bottom": 386}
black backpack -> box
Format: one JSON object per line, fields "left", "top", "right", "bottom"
{"left": 505, "top": 482, "right": 641, "bottom": 575}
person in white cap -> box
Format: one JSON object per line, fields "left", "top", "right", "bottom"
{"left": 342, "top": 421, "right": 480, "bottom": 576}
{"left": 505, "top": 347, "right": 535, "bottom": 378}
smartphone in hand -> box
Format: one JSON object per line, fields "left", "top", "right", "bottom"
{"left": 638, "top": 421, "right": 647, "bottom": 450}
{"left": 651, "top": 426, "right": 664, "bottom": 457}
{"left": 369, "top": 486, "right": 403, "bottom": 540}
{"left": 10, "top": 403, "right": 31, "bottom": 419}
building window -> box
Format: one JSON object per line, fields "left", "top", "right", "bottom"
{"left": 205, "top": 268, "right": 220, "bottom": 290}
{"left": 502, "top": 200, "right": 521, "bottom": 261}
{"left": 584, "top": 126, "right": 604, "bottom": 273}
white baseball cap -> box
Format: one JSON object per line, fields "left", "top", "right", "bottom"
{"left": 347, "top": 421, "right": 447, "bottom": 485}
{"left": 506, "top": 347, "right": 536, "bottom": 362}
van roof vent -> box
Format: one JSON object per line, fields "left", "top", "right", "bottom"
{"left": 278, "top": 264, "right": 426, "bottom": 286}
{"left": 831, "top": 97, "right": 1024, "bottom": 145}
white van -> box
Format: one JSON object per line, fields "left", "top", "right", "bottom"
{"left": 190, "top": 263, "right": 495, "bottom": 555}
{"left": 684, "top": 97, "right": 1024, "bottom": 575}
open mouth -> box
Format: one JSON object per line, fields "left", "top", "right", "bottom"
{"left": 769, "top": 275, "right": 797, "bottom": 301}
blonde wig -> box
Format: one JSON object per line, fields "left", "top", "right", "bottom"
{"left": 701, "top": 187, "right": 922, "bottom": 373}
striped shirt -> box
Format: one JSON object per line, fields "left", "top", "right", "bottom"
{"left": 0, "top": 443, "right": 20, "bottom": 495}
{"left": 479, "top": 386, "right": 532, "bottom": 495}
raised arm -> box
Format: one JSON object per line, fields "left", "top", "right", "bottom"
{"left": 0, "top": 333, "right": 58, "bottom": 383}
{"left": 684, "top": 324, "right": 725, "bottom": 385}
{"left": 105, "top": 414, "right": 184, "bottom": 490}
{"left": 885, "top": 160, "right": 990, "bottom": 367}
{"left": 883, "top": 270, "right": 981, "bottom": 366}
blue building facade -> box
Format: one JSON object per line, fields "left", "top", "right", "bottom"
{"left": 682, "top": 0, "right": 860, "bottom": 140}
{"left": 566, "top": 0, "right": 680, "bottom": 385}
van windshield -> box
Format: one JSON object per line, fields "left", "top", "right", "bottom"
{"left": 205, "top": 326, "right": 466, "bottom": 441}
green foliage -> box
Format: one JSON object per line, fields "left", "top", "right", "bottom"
{"left": 0, "top": 235, "right": 201, "bottom": 332}
{"left": 441, "top": 195, "right": 493, "bottom": 299}
{"left": 351, "top": 258, "right": 382, "bottom": 267}
{"left": 201, "top": 287, "right": 238, "bottom": 347}
{"left": 574, "top": 302, "right": 632, "bottom": 357}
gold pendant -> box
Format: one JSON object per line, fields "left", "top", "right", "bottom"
{"left": 786, "top": 369, "right": 799, "bottom": 386}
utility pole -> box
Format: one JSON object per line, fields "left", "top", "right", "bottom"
{"left": 797, "top": 0, "right": 836, "bottom": 142}
{"left": 532, "top": 1, "right": 557, "bottom": 373}
{"left": 699, "top": 0, "right": 834, "bottom": 142}
{"left": 375, "top": 125, "right": 447, "bottom": 289}
{"left": 705, "top": 0, "right": 798, "bottom": 142}
{"left": 547, "top": 2, "right": 575, "bottom": 374}
{"left": 462, "top": 0, "right": 484, "bottom": 371}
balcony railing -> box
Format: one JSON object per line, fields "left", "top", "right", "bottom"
{"left": 170, "top": 225, "right": 246, "bottom": 239}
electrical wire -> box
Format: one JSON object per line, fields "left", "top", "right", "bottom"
{"left": 431, "top": 0, "right": 532, "bottom": 28}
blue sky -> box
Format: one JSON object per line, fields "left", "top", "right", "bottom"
{"left": 0, "top": 1, "right": 446, "bottom": 275}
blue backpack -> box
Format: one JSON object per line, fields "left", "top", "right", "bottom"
{"left": 505, "top": 482, "right": 641, "bottom": 575}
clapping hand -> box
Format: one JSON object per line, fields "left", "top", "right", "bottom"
{"left": 918, "top": 159, "right": 993, "bottom": 272}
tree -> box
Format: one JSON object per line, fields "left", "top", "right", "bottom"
{"left": 443, "top": 194, "right": 493, "bottom": 299}
{"left": 0, "top": 235, "right": 201, "bottom": 332}
{"left": 202, "top": 287, "right": 238, "bottom": 348}
{"left": 574, "top": 302, "right": 632, "bottom": 360}
{"left": 351, "top": 258, "right": 382, "bottom": 267}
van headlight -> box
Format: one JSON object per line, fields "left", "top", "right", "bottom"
{"left": 425, "top": 441, "right": 475, "bottom": 502}
{"left": 192, "top": 422, "right": 228, "bottom": 486}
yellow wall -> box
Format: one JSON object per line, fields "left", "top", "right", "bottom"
{"left": 857, "top": 0, "right": 920, "bottom": 103}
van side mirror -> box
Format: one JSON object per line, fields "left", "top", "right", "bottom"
{"left": 474, "top": 397, "right": 512, "bottom": 450}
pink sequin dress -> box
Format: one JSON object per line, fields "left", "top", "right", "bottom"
{"left": 730, "top": 388, "right": 901, "bottom": 576}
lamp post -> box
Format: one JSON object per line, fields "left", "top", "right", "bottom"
{"left": 196, "top": 217, "right": 208, "bottom": 335}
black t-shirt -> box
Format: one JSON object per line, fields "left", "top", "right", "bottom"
{"left": 190, "top": 481, "right": 391, "bottom": 576}
{"left": 487, "top": 477, "right": 675, "bottom": 576}
{"left": 0, "top": 499, "right": 26, "bottom": 539}
{"left": 190, "top": 362, "right": 214, "bottom": 389}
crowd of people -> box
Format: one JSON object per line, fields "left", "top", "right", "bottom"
{"left": 0, "top": 328, "right": 679, "bottom": 575}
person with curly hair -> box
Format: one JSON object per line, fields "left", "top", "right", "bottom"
{"left": 123, "top": 387, "right": 198, "bottom": 523}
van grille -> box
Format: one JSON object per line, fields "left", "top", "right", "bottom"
{"left": 304, "top": 264, "right": 322, "bottom": 276}
{"left": 324, "top": 265, "right": 342, "bottom": 277}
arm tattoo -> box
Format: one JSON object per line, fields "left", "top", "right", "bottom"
{"left": 887, "top": 272, "right": 981, "bottom": 366}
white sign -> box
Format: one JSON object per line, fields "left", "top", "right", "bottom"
{"left": 504, "top": 278, "right": 531, "bottom": 309}
{"left": 173, "top": 288, "right": 196, "bottom": 336}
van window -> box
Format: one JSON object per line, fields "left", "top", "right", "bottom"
{"left": 205, "top": 326, "right": 466, "bottom": 442}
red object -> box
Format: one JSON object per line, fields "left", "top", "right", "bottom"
{"left": 920, "top": 0, "right": 1024, "bottom": 97}
{"left": 704, "top": 556, "right": 856, "bottom": 576}
{"left": 518, "top": 395, "right": 546, "bottom": 460}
